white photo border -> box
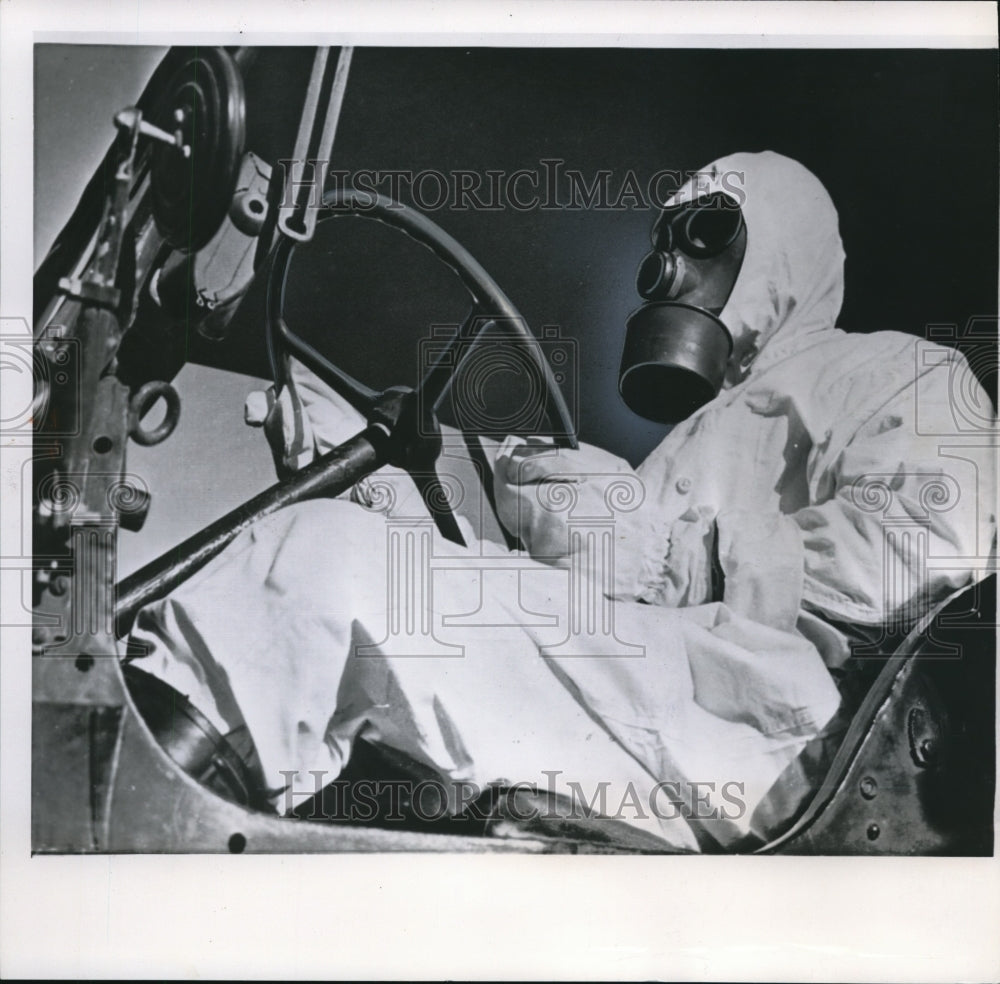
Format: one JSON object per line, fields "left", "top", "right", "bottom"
{"left": 2, "top": 2, "right": 998, "bottom": 980}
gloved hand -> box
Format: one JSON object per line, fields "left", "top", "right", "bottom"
{"left": 493, "top": 436, "right": 677, "bottom": 600}
{"left": 244, "top": 356, "right": 431, "bottom": 521}
{"left": 244, "top": 355, "right": 369, "bottom": 478}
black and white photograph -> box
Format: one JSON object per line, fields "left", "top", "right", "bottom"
{"left": 2, "top": 1, "right": 998, "bottom": 979}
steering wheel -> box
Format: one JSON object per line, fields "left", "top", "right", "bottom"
{"left": 116, "top": 187, "right": 578, "bottom": 634}
{"left": 264, "top": 186, "right": 579, "bottom": 546}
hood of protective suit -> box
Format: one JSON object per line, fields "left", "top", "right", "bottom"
{"left": 667, "top": 151, "right": 846, "bottom": 387}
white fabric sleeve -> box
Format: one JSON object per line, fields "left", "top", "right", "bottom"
{"left": 792, "top": 358, "right": 995, "bottom": 626}
{"left": 629, "top": 508, "right": 717, "bottom": 608}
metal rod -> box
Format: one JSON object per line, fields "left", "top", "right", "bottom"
{"left": 277, "top": 45, "right": 354, "bottom": 242}
{"left": 276, "top": 46, "right": 329, "bottom": 241}
{"left": 314, "top": 47, "right": 353, "bottom": 180}
{"left": 115, "top": 424, "right": 391, "bottom": 637}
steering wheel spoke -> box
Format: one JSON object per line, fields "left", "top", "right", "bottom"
{"left": 409, "top": 471, "right": 467, "bottom": 547}
{"left": 417, "top": 306, "right": 490, "bottom": 412}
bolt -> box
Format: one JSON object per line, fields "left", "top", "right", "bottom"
{"left": 114, "top": 107, "right": 191, "bottom": 158}
{"left": 172, "top": 107, "right": 188, "bottom": 150}
{"left": 859, "top": 776, "right": 878, "bottom": 800}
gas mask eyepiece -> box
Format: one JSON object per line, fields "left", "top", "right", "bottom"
{"left": 619, "top": 191, "right": 746, "bottom": 424}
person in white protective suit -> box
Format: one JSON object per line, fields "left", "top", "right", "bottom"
{"left": 131, "top": 151, "right": 996, "bottom": 851}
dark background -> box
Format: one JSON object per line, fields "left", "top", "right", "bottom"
{"left": 36, "top": 44, "right": 998, "bottom": 572}
{"left": 216, "top": 46, "right": 998, "bottom": 463}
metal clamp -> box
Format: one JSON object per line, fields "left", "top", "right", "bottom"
{"left": 57, "top": 276, "right": 122, "bottom": 310}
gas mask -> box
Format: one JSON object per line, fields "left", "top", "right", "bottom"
{"left": 618, "top": 191, "right": 747, "bottom": 424}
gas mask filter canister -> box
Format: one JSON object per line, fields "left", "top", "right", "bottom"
{"left": 618, "top": 191, "right": 747, "bottom": 424}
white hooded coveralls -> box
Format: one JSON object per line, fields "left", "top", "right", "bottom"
{"left": 132, "top": 152, "right": 996, "bottom": 851}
